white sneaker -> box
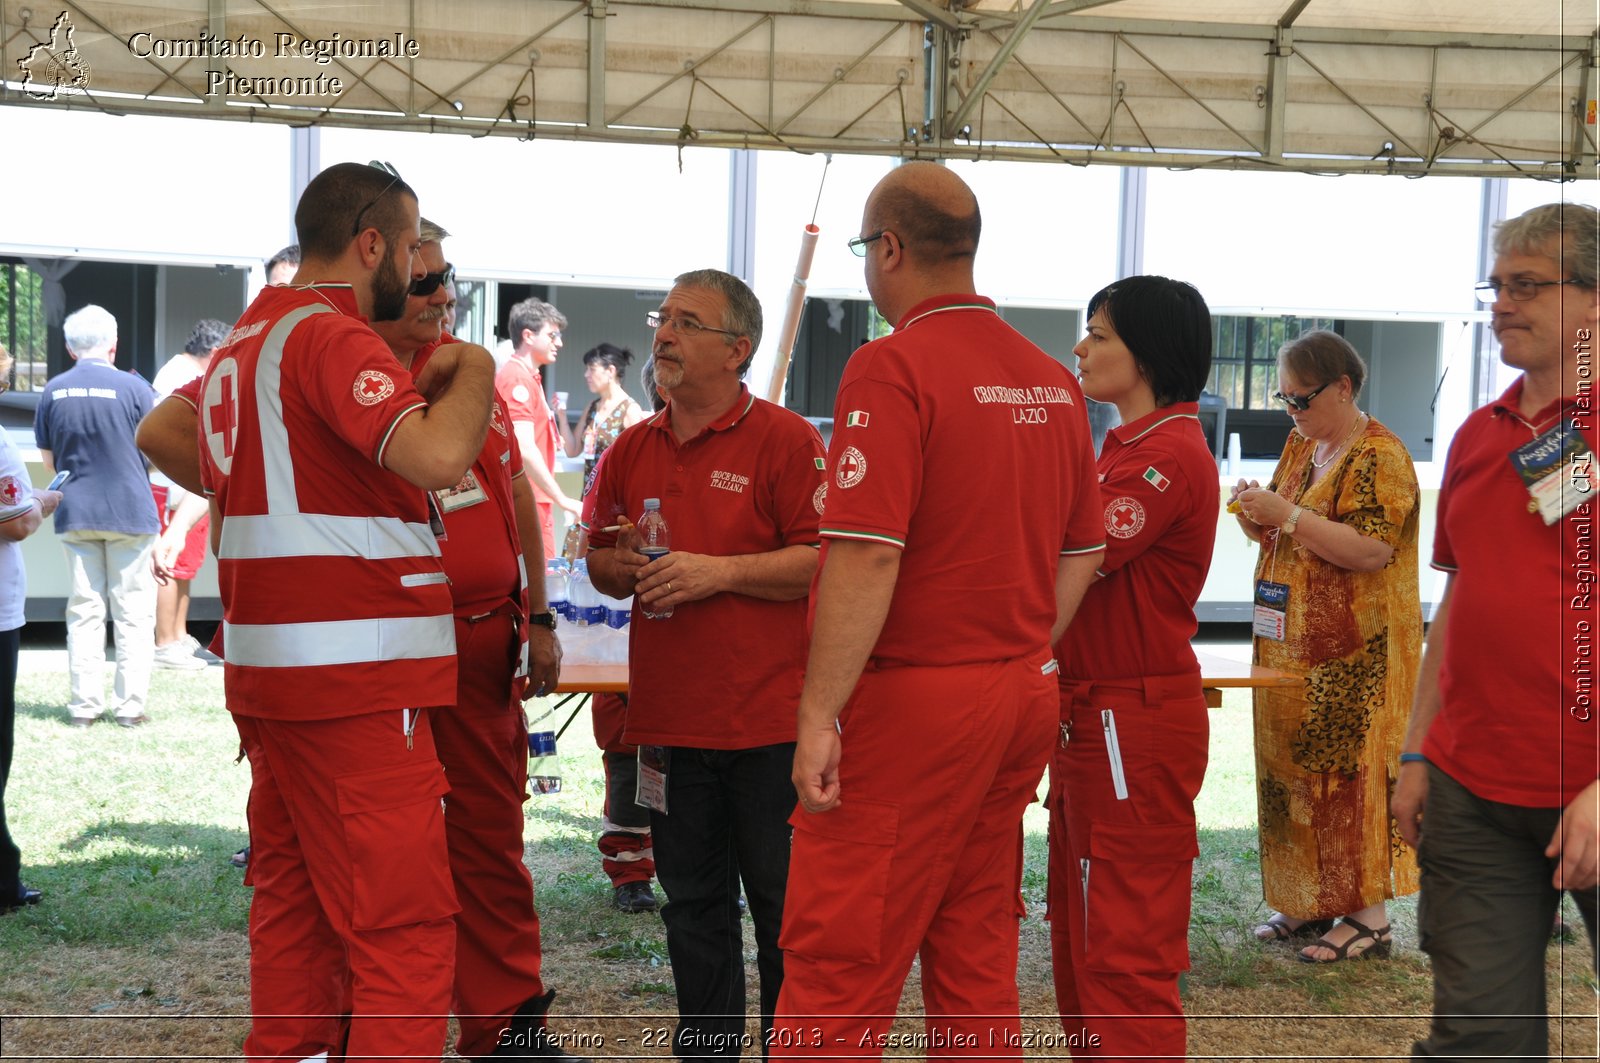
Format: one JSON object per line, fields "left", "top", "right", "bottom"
{"left": 153, "top": 640, "right": 207, "bottom": 670}
{"left": 179, "top": 633, "right": 223, "bottom": 665}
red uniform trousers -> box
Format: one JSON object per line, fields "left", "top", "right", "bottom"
{"left": 431, "top": 611, "right": 547, "bottom": 1059}
{"left": 775, "top": 651, "right": 1058, "bottom": 1060}
{"left": 236, "top": 709, "right": 458, "bottom": 1063}
{"left": 1046, "top": 673, "right": 1209, "bottom": 1062}
{"left": 591, "top": 692, "right": 655, "bottom": 886}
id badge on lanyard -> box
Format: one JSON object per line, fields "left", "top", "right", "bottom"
{"left": 1510, "top": 418, "right": 1596, "bottom": 525}
{"left": 636, "top": 745, "right": 670, "bottom": 814}
{"left": 1253, "top": 579, "right": 1289, "bottom": 641}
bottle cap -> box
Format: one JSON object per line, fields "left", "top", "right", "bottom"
{"left": 643, "top": 498, "right": 661, "bottom": 510}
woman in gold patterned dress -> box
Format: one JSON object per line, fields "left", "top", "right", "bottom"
{"left": 1230, "top": 330, "right": 1422, "bottom": 964}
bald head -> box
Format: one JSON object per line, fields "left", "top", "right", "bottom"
{"left": 865, "top": 162, "right": 981, "bottom": 264}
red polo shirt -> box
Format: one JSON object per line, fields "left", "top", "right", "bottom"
{"left": 417, "top": 336, "right": 524, "bottom": 616}
{"left": 1056, "top": 404, "right": 1219, "bottom": 680}
{"left": 1428, "top": 377, "right": 1600, "bottom": 807}
{"left": 586, "top": 387, "right": 827, "bottom": 749}
{"left": 818, "top": 294, "right": 1103, "bottom": 667}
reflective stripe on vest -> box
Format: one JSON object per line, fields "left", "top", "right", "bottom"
{"left": 219, "top": 513, "right": 441, "bottom": 561}
{"left": 223, "top": 615, "right": 454, "bottom": 668}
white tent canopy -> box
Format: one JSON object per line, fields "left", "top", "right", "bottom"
{"left": 5, "top": 0, "right": 1597, "bottom": 178}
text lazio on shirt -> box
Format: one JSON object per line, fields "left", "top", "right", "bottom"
{"left": 971, "top": 383, "right": 1078, "bottom": 426}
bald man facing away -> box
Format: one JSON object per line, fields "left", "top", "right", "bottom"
{"left": 773, "top": 162, "right": 1105, "bottom": 1058}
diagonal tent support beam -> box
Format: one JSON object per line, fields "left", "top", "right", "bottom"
{"left": 437, "top": 3, "right": 586, "bottom": 116}
{"left": 609, "top": 16, "right": 771, "bottom": 126}
{"left": 944, "top": 0, "right": 1052, "bottom": 137}
{"left": 894, "top": 0, "right": 962, "bottom": 33}
{"left": 776, "top": 22, "right": 902, "bottom": 135}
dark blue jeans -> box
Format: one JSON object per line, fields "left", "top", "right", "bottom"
{"left": 650, "top": 742, "right": 796, "bottom": 1061}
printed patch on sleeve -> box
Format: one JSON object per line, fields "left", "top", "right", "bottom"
{"left": 814, "top": 456, "right": 826, "bottom": 471}
{"left": 846, "top": 410, "right": 870, "bottom": 428}
{"left": 511, "top": 384, "right": 531, "bottom": 404}
{"left": 490, "top": 402, "right": 508, "bottom": 437}
{"left": 0, "top": 476, "right": 23, "bottom": 508}
{"left": 353, "top": 370, "right": 395, "bottom": 406}
{"left": 813, "top": 482, "right": 828, "bottom": 514}
{"left": 1143, "top": 466, "right": 1171, "bottom": 492}
{"left": 836, "top": 446, "right": 868, "bottom": 489}
{"left": 1104, "top": 496, "right": 1145, "bottom": 539}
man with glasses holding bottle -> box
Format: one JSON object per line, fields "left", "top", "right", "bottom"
{"left": 586, "top": 269, "right": 827, "bottom": 1061}
{"left": 1393, "top": 202, "right": 1600, "bottom": 1057}
{"left": 500, "top": 298, "right": 581, "bottom": 560}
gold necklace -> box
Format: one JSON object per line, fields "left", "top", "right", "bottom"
{"left": 1310, "top": 412, "right": 1366, "bottom": 469}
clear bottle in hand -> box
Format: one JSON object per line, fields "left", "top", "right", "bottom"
{"left": 637, "top": 497, "right": 673, "bottom": 620}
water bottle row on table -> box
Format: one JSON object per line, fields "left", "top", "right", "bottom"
{"left": 543, "top": 558, "right": 630, "bottom": 664}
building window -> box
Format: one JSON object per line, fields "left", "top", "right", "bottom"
{"left": 1, "top": 263, "right": 47, "bottom": 393}
{"left": 1208, "top": 315, "right": 1341, "bottom": 409}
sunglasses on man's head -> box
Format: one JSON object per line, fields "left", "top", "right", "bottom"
{"left": 410, "top": 264, "right": 454, "bottom": 297}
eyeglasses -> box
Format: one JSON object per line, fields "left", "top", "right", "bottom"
{"left": 848, "top": 231, "right": 887, "bottom": 257}
{"left": 646, "top": 311, "right": 738, "bottom": 338}
{"left": 1475, "top": 277, "right": 1581, "bottom": 303}
{"left": 410, "top": 264, "right": 454, "bottom": 297}
{"left": 351, "top": 160, "right": 403, "bottom": 238}
{"left": 1271, "top": 381, "right": 1332, "bottom": 412}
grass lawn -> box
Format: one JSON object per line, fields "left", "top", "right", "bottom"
{"left": 1, "top": 644, "right": 1595, "bottom": 1060}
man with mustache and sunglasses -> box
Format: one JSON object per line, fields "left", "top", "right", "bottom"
{"left": 140, "top": 162, "right": 499, "bottom": 1063}
{"left": 370, "top": 220, "right": 579, "bottom": 1062}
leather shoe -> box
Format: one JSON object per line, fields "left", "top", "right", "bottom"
{"left": 68, "top": 716, "right": 99, "bottom": 729}
{"left": 612, "top": 880, "right": 659, "bottom": 914}
{"left": 115, "top": 715, "right": 150, "bottom": 729}
{"left": 1, "top": 883, "right": 42, "bottom": 913}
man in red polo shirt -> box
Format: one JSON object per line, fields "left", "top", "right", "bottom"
{"left": 1393, "top": 202, "right": 1600, "bottom": 1057}
{"left": 587, "top": 269, "right": 826, "bottom": 1060}
{"left": 197, "top": 162, "right": 498, "bottom": 1062}
{"left": 499, "top": 298, "right": 580, "bottom": 560}
{"left": 776, "top": 162, "right": 1104, "bottom": 1058}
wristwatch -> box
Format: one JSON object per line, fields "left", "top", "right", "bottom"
{"left": 1280, "top": 506, "right": 1303, "bottom": 535}
{"left": 527, "top": 609, "right": 558, "bottom": 629}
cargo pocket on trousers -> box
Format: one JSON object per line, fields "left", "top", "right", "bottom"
{"left": 779, "top": 797, "right": 899, "bottom": 965}
{"left": 336, "top": 761, "right": 460, "bottom": 931}
{"left": 1083, "top": 820, "right": 1198, "bottom": 976}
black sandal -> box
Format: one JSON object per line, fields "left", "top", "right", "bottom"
{"left": 1253, "top": 912, "right": 1335, "bottom": 942}
{"left": 1298, "top": 916, "right": 1392, "bottom": 963}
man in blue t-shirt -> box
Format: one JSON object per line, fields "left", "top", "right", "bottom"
{"left": 33, "top": 305, "right": 160, "bottom": 727}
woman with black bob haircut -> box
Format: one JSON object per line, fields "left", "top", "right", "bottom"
{"left": 1047, "top": 275, "right": 1219, "bottom": 1058}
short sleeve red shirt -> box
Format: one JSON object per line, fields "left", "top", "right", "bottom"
{"left": 1428, "top": 377, "right": 1600, "bottom": 807}
{"left": 197, "top": 284, "right": 454, "bottom": 718}
{"left": 415, "top": 337, "right": 523, "bottom": 616}
{"left": 586, "top": 387, "right": 827, "bottom": 749}
{"left": 1057, "top": 404, "right": 1220, "bottom": 680}
{"left": 816, "top": 295, "right": 1103, "bottom": 667}
{"left": 497, "top": 353, "right": 559, "bottom": 472}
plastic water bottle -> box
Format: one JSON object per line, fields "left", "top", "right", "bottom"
{"left": 544, "top": 559, "right": 569, "bottom": 623}
{"left": 637, "top": 498, "right": 672, "bottom": 620}
{"left": 528, "top": 730, "right": 562, "bottom": 794}
{"left": 601, "top": 590, "right": 632, "bottom": 662}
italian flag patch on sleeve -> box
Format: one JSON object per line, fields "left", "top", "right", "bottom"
{"left": 1142, "top": 466, "right": 1171, "bottom": 492}
{"left": 846, "top": 411, "right": 870, "bottom": 428}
